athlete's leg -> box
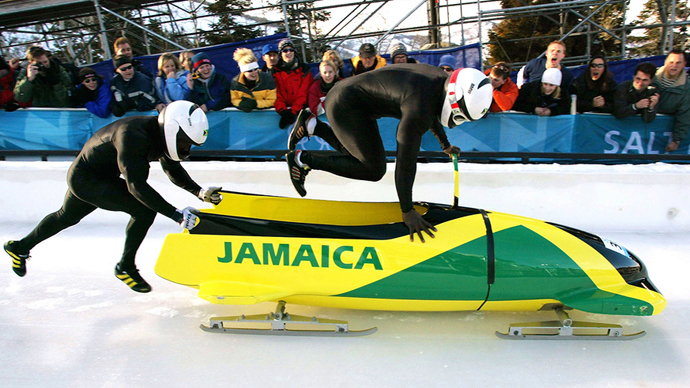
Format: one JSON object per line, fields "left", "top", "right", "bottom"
{"left": 71, "top": 177, "right": 156, "bottom": 270}
{"left": 17, "top": 190, "right": 97, "bottom": 253}
{"left": 304, "top": 112, "right": 387, "bottom": 182}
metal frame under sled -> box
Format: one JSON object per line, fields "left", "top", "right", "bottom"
{"left": 200, "top": 301, "right": 378, "bottom": 337}
{"left": 495, "top": 307, "right": 646, "bottom": 340}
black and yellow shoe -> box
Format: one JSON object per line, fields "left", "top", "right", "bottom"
{"left": 288, "top": 109, "right": 313, "bottom": 150}
{"left": 286, "top": 150, "right": 310, "bottom": 197}
{"left": 4, "top": 240, "right": 29, "bottom": 277}
{"left": 114, "top": 264, "right": 152, "bottom": 293}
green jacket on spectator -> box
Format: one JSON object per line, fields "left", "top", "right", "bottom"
{"left": 653, "top": 67, "right": 690, "bottom": 144}
{"left": 13, "top": 59, "right": 73, "bottom": 107}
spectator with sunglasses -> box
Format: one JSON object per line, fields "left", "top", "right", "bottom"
{"left": 438, "top": 55, "right": 455, "bottom": 74}
{"left": 273, "top": 39, "right": 314, "bottom": 128}
{"left": 569, "top": 55, "right": 617, "bottom": 113}
{"left": 110, "top": 55, "right": 164, "bottom": 117}
{"left": 70, "top": 67, "right": 112, "bottom": 118}
{"left": 230, "top": 48, "right": 276, "bottom": 113}
{"left": 484, "top": 62, "right": 518, "bottom": 112}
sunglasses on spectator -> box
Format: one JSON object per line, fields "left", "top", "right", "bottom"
{"left": 82, "top": 78, "right": 97, "bottom": 84}
{"left": 440, "top": 66, "right": 453, "bottom": 73}
{"left": 282, "top": 48, "right": 295, "bottom": 53}
{"left": 244, "top": 68, "right": 259, "bottom": 73}
{"left": 590, "top": 63, "right": 605, "bottom": 68}
{"left": 493, "top": 64, "right": 509, "bottom": 73}
{"left": 118, "top": 64, "right": 133, "bottom": 71}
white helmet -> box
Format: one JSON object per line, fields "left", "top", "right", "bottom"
{"left": 158, "top": 100, "right": 209, "bottom": 161}
{"left": 440, "top": 68, "right": 493, "bottom": 128}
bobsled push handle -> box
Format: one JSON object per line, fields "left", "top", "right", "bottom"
{"left": 452, "top": 154, "right": 459, "bottom": 208}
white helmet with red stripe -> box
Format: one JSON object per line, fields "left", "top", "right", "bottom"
{"left": 441, "top": 67, "right": 493, "bottom": 128}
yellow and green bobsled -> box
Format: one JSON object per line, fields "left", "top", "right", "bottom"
{"left": 155, "top": 191, "right": 666, "bottom": 317}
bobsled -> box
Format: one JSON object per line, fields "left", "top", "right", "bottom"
{"left": 155, "top": 191, "right": 665, "bottom": 339}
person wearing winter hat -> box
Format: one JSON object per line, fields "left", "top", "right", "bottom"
{"left": 389, "top": 43, "right": 417, "bottom": 64}
{"left": 70, "top": 67, "right": 112, "bottom": 118}
{"left": 513, "top": 67, "right": 571, "bottom": 116}
{"left": 438, "top": 55, "right": 455, "bottom": 73}
{"left": 230, "top": 47, "right": 276, "bottom": 113}
{"left": 351, "top": 43, "right": 386, "bottom": 76}
{"left": 273, "top": 38, "right": 314, "bottom": 128}
{"left": 261, "top": 44, "right": 279, "bottom": 73}
{"left": 155, "top": 53, "right": 191, "bottom": 105}
{"left": 483, "top": 62, "right": 518, "bottom": 112}
{"left": 110, "top": 54, "right": 164, "bottom": 117}
{"left": 186, "top": 52, "right": 232, "bottom": 113}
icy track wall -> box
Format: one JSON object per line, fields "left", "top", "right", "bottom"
{"left": 1, "top": 161, "right": 688, "bottom": 233}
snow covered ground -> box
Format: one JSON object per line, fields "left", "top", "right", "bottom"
{"left": 1, "top": 161, "right": 689, "bottom": 388}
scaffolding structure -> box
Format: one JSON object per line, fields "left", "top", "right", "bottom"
{"left": 0, "top": 0, "right": 687, "bottom": 67}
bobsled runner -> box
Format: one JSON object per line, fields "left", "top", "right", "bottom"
{"left": 155, "top": 190, "right": 665, "bottom": 339}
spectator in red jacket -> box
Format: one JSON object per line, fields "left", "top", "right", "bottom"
{"left": 308, "top": 60, "right": 341, "bottom": 116}
{"left": 273, "top": 38, "right": 314, "bottom": 129}
{"left": 484, "top": 62, "right": 518, "bottom": 112}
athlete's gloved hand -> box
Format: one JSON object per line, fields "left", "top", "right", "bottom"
{"left": 403, "top": 210, "right": 437, "bottom": 243}
{"left": 443, "top": 145, "right": 461, "bottom": 158}
{"left": 198, "top": 186, "right": 223, "bottom": 205}
{"left": 174, "top": 207, "right": 199, "bottom": 230}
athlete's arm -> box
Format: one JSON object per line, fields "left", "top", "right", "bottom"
{"left": 395, "top": 116, "right": 437, "bottom": 242}
{"left": 159, "top": 157, "right": 203, "bottom": 196}
{"left": 116, "top": 132, "right": 178, "bottom": 219}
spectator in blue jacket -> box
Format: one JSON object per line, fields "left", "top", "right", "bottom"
{"left": 517, "top": 40, "right": 574, "bottom": 90}
{"left": 110, "top": 55, "right": 164, "bottom": 117}
{"left": 154, "top": 53, "right": 191, "bottom": 104}
{"left": 70, "top": 67, "right": 111, "bottom": 118}
{"left": 186, "top": 52, "right": 231, "bottom": 112}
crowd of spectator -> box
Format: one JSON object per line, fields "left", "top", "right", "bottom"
{"left": 1, "top": 37, "right": 688, "bottom": 151}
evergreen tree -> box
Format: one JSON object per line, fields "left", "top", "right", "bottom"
{"left": 202, "top": 0, "right": 262, "bottom": 46}
{"left": 486, "top": 0, "right": 625, "bottom": 66}
{"left": 629, "top": 0, "right": 689, "bottom": 57}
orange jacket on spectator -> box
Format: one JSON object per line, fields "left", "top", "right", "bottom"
{"left": 484, "top": 68, "right": 519, "bottom": 112}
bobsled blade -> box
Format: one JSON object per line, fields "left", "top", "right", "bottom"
{"left": 200, "top": 313, "right": 377, "bottom": 337}
{"left": 495, "top": 320, "right": 646, "bottom": 340}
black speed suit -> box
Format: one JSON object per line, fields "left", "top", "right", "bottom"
{"left": 304, "top": 64, "right": 451, "bottom": 213}
{"left": 17, "top": 116, "right": 202, "bottom": 269}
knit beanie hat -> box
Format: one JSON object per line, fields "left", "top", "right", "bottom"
{"left": 438, "top": 55, "right": 455, "bottom": 70}
{"left": 113, "top": 55, "right": 132, "bottom": 70}
{"left": 278, "top": 39, "right": 295, "bottom": 52}
{"left": 389, "top": 43, "right": 408, "bottom": 59}
{"left": 541, "top": 68, "right": 562, "bottom": 86}
{"left": 191, "top": 52, "right": 211, "bottom": 72}
{"left": 359, "top": 43, "right": 377, "bottom": 59}
{"left": 78, "top": 67, "right": 99, "bottom": 83}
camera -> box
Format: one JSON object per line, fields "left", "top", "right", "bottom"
{"left": 32, "top": 62, "right": 45, "bottom": 72}
{"left": 642, "top": 85, "right": 657, "bottom": 99}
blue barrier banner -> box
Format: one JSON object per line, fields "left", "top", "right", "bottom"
{"left": 572, "top": 113, "right": 676, "bottom": 154}
{"left": 1, "top": 108, "right": 687, "bottom": 156}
